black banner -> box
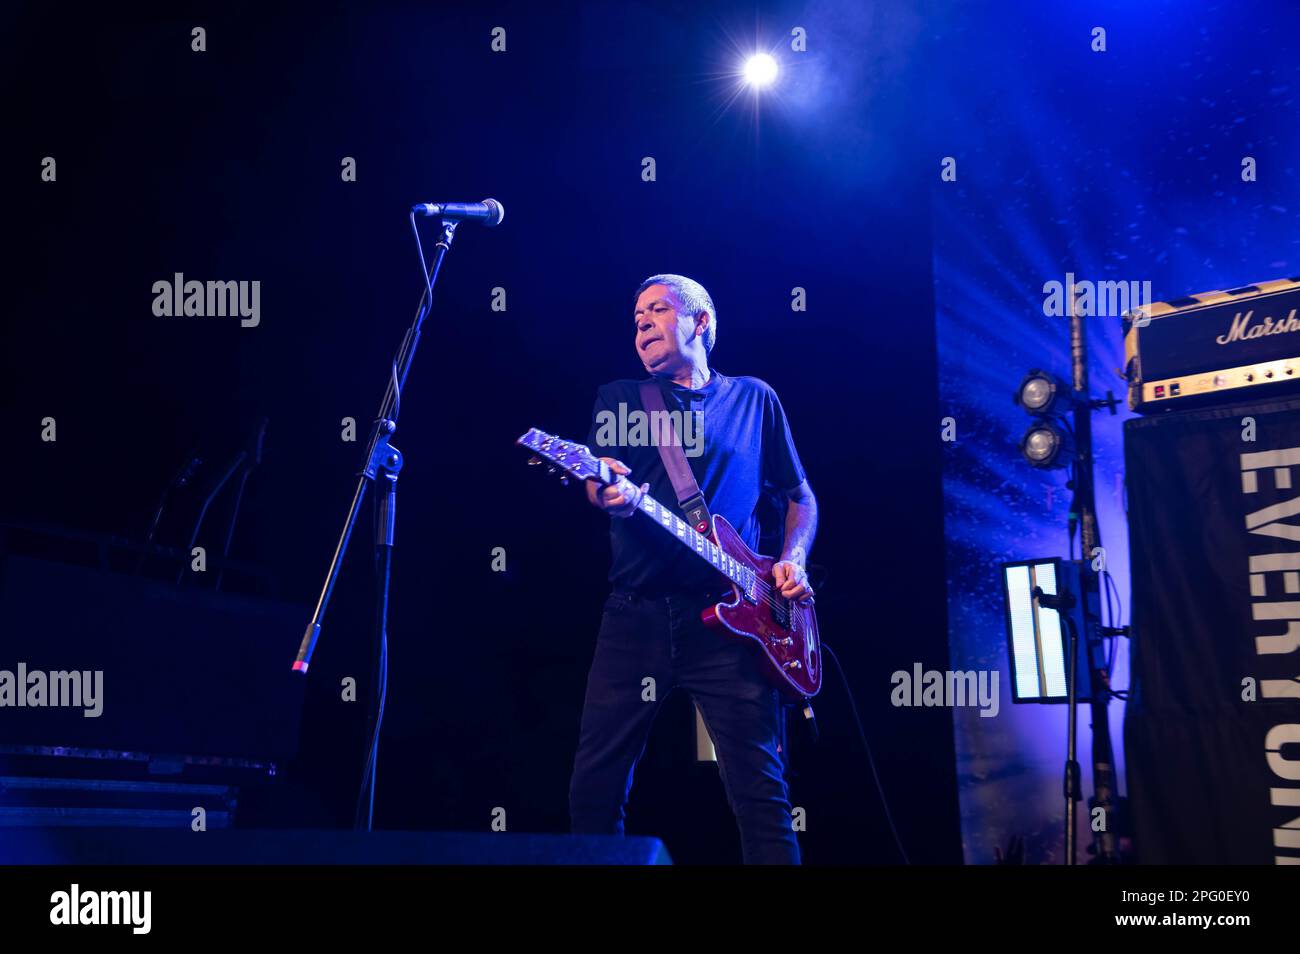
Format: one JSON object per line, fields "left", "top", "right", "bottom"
{"left": 1125, "top": 396, "right": 1300, "bottom": 864}
{"left": 0, "top": 865, "right": 1289, "bottom": 938}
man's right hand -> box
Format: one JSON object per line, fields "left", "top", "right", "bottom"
{"left": 587, "top": 458, "right": 648, "bottom": 518}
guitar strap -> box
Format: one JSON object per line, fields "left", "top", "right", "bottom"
{"left": 639, "top": 379, "right": 712, "bottom": 534}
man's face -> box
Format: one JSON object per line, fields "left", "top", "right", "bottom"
{"left": 634, "top": 284, "right": 702, "bottom": 374}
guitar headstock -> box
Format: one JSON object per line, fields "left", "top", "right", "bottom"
{"left": 517, "top": 428, "right": 611, "bottom": 485}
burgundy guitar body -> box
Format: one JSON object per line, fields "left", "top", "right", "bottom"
{"left": 700, "top": 514, "right": 821, "bottom": 701}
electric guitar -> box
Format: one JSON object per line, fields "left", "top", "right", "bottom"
{"left": 517, "top": 428, "right": 821, "bottom": 700}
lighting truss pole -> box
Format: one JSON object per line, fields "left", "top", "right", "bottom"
{"left": 1069, "top": 289, "right": 1120, "bottom": 864}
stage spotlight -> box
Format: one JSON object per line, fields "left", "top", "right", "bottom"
{"left": 1019, "top": 419, "right": 1074, "bottom": 469}
{"left": 743, "top": 53, "right": 778, "bottom": 88}
{"left": 1014, "top": 369, "right": 1074, "bottom": 416}
{"left": 999, "top": 558, "right": 1094, "bottom": 704}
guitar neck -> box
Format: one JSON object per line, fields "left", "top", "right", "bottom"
{"left": 633, "top": 492, "right": 751, "bottom": 590}
{"left": 515, "top": 428, "right": 751, "bottom": 589}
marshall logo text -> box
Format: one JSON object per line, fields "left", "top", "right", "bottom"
{"left": 1217, "top": 308, "right": 1300, "bottom": 346}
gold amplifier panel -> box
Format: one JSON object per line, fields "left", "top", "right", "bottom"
{"left": 1124, "top": 276, "right": 1300, "bottom": 411}
{"left": 1137, "top": 358, "right": 1300, "bottom": 407}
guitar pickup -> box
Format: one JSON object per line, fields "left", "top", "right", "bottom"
{"left": 772, "top": 599, "right": 791, "bottom": 630}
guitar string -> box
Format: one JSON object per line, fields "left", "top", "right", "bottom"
{"left": 602, "top": 468, "right": 800, "bottom": 612}
{"left": 536, "top": 445, "right": 806, "bottom": 614}
{"left": 633, "top": 495, "right": 803, "bottom": 615}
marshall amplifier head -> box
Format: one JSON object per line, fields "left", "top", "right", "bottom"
{"left": 1123, "top": 277, "right": 1300, "bottom": 412}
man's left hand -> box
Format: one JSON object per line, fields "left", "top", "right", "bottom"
{"left": 773, "top": 560, "right": 814, "bottom": 605}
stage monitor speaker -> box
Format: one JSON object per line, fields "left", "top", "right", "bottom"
{"left": 0, "top": 553, "right": 306, "bottom": 764}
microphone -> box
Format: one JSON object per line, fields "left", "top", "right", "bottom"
{"left": 410, "top": 198, "right": 505, "bottom": 226}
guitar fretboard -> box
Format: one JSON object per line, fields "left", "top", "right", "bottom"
{"left": 515, "top": 428, "right": 763, "bottom": 598}
{"left": 635, "top": 493, "right": 754, "bottom": 592}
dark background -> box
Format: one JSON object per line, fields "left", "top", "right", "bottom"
{"left": 3, "top": 1, "right": 956, "bottom": 863}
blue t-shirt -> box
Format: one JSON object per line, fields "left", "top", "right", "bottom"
{"left": 585, "top": 370, "right": 807, "bottom": 595}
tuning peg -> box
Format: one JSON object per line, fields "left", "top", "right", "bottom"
{"left": 527, "top": 456, "right": 543, "bottom": 466}
{"left": 546, "top": 466, "right": 557, "bottom": 475}
{"left": 559, "top": 476, "right": 570, "bottom": 487}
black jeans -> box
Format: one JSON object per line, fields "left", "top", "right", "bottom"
{"left": 568, "top": 589, "right": 801, "bottom": 864}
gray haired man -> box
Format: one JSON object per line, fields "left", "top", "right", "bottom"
{"left": 568, "top": 274, "right": 817, "bottom": 864}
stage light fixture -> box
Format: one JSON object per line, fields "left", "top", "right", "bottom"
{"left": 743, "top": 53, "right": 778, "bottom": 88}
{"left": 1014, "top": 369, "right": 1074, "bottom": 416}
{"left": 1019, "top": 419, "right": 1074, "bottom": 469}
{"left": 999, "top": 558, "right": 1094, "bottom": 704}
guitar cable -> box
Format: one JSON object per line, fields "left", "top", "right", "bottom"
{"left": 817, "top": 641, "right": 912, "bottom": 865}
{"left": 352, "top": 213, "right": 437, "bottom": 829}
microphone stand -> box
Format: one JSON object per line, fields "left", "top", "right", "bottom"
{"left": 293, "top": 217, "right": 460, "bottom": 831}
{"left": 1035, "top": 586, "right": 1081, "bottom": 865}
{"left": 214, "top": 418, "right": 268, "bottom": 592}
{"left": 137, "top": 449, "right": 202, "bottom": 575}
{"left": 177, "top": 451, "right": 248, "bottom": 585}
{"left": 1064, "top": 614, "right": 1081, "bottom": 865}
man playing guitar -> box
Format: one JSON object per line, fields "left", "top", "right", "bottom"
{"left": 567, "top": 273, "right": 818, "bottom": 864}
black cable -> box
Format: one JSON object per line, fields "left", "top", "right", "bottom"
{"left": 1066, "top": 461, "right": 1079, "bottom": 561}
{"left": 820, "top": 641, "right": 911, "bottom": 864}
{"left": 213, "top": 467, "right": 251, "bottom": 593}
{"left": 1098, "top": 566, "right": 1115, "bottom": 672}
{"left": 378, "top": 213, "right": 436, "bottom": 427}
{"left": 176, "top": 451, "right": 247, "bottom": 585}
{"left": 1104, "top": 569, "right": 1123, "bottom": 628}
{"left": 410, "top": 210, "right": 433, "bottom": 304}
{"left": 355, "top": 492, "right": 392, "bottom": 831}
{"left": 1102, "top": 570, "right": 1131, "bottom": 698}
{"left": 389, "top": 212, "right": 433, "bottom": 423}
{"left": 355, "top": 601, "right": 388, "bottom": 830}
{"left": 352, "top": 212, "right": 432, "bottom": 829}
{"left": 1102, "top": 569, "right": 1127, "bottom": 677}
{"left": 137, "top": 448, "right": 202, "bottom": 575}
